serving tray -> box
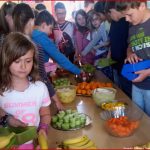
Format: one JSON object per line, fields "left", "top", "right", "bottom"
{"left": 51, "top": 113, "right": 92, "bottom": 131}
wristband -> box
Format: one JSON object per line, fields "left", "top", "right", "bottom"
{"left": 37, "top": 123, "right": 49, "bottom": 135}
{"left": 0, "top": 113, "right": 12, "bottom": 127}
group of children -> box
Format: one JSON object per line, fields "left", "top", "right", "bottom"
{"left": 0, "top": 1, "right": 150, "bottom": 148}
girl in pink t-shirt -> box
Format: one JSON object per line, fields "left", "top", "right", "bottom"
{"left": 0, "top": 32, "right": 51, "bottom": 149}
{"left": 74, "top": 9, "right": 95, "bottom": 65}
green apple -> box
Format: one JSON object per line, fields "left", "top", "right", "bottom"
{"left": 80, "top": 117, "right": 86, "bottom": 125}
{"left": 52, "top": 116, "right": 58, "bottom": 123}
{"left": 56, "top": 122, "right": 62, "bottom": 129}
{"left": 75, "top": 119, "right": 81, "bottom": 128}
{"left": 62, "top": 123, "right": 70, "bottom": 130}
{"left": 70, "top": 122, "right": 76, "bottom": 128}
{"left": 57, "top": 113, "right": 64, "bottom": 119}
{"left": 63, "top": 116, "right": 70, "bottom": 123}
{"left": 66, "top": 109, "right": 72, "bottom": 114}
{"left": 58, "top": 119, "right": 63, "bottom": 124}
{"left": 70, "top": 118, "right": 76, "bottom": 123}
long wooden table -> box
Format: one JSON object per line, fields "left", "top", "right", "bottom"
{"left": 48, "top": 70, "right": 150, "bottom": 148}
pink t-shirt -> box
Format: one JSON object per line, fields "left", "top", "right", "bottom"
{"left": 74, "top": 29, "right": 95, "bottom": 65}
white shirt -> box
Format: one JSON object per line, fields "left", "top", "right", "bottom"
{"left": 0, "top": 81, "right": 51, "bottom": 127}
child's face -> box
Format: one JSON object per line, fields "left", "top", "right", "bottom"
{"left": 76, "top": 14, "right": 86, "bottom": 27}
{"left": 55, "top": 8, "right": 66, "bottom": 23}
{"left": 91, "top": 14, "right": 101, "bottom": 29}
{"left": 24, "top": 18, "right": 34, "bottom": 35}
{"left": 122, "top": 4, "right": 146, "bottom": 25}
{"left": 43, "top": 23, "right": 53, "bottom": 36}
{"left": 108, "top": 9, "right": 122, "bottom": 22}
{"left": 9, "top": 50, "right": 34, "bottom": 80}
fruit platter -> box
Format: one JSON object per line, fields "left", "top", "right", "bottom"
{"left": 100, "top": 101, "right": 128, "bottom": 111}
{"left": 51, "top": 109, "right": 92, "bottom": 131}
{"left": 76, "top": 81, "right": 113, "bottom": 96}
{"left": 53, "top": 78, "right": 70, "bottom": 87}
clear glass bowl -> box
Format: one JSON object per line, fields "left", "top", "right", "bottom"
{"left": 101, "top": 106, "right": 143, "bottom": 137}
{"left": 92, "top": 87, "right": 116, "bottom": 106}
{"left": 56, "top": 85, "right": 76, "bottom": 104}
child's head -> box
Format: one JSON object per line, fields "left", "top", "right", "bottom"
{"left": 94, "top": 1, "right": 107, "bottom": 21}
{"left": 12, "top": 3, "right": 34, "bottom": 35}
{"left": 0, "top": 2, "right": 16, "bottom": 33}
{"left": 105, "top": 2, "right": 124, "bottom": 22}
{"left": 35, "top": 3, "right": 46, "bottom": 12}
{"left": 0, "top": 32, "right": 39, "bottom": 94}
{"left": 55, "top": 2, "right": 66, "bottom": 23}
{"left": 84, "top": 0, "right": 94, "bottom": 13}
{"left": 35, "top": 10, "right": 55, "bottom": 35}
{"left": 75, "top": 9, "right": 87, "bottom": 28}
{"left": 88, "top": 10, "right": 101, "bottom": 30}
{"left": 116, "top": 1, "right": 147, "bottom": 25}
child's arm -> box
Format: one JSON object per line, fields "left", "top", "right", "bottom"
{"left": 38, "top": 106, "right": 51, "bottom": 135}
{"left": 51, "top": 94, "right": 64, "bottom": 111}
{"left": 93, "top": 41, "right": 110, "bottom": 50}
{"left": 81, "top": 32, "right": 100, "bottom": 56}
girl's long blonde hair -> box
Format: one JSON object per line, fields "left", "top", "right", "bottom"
{"left": 0, "top": 32, "right": 40, "bottom": 95}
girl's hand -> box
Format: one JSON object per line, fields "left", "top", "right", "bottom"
{"left": 125, "top": 53, "right": 142, "bottom": 64}
{"left": 132, "top": 69, "right": 150, "bottom": 82}
{"left": 7, "top": 116, "right": 27, "bottom": 127}
{"left": 51, "top": 94, "right": 64, "bottom": 111}
{"left": 55, "top": 100, "right": 64, "bottom": 111}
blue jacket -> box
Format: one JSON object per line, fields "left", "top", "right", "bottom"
{"left": 32, "top": 29, "right": 80, "bottom": 75}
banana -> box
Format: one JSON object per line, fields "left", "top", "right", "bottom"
{"left": 63, "top": 135, "right": 88, "bottom": 145}
{"left": 87, "top": 146, "right": 97, "bottom": 149}
{"left": 67, "top": 138, "right": 90, "bottom": 148}
{"left": 68, "top": 140, "right": 95, "bottom": 149}
{"left": 0, "top": 132, "right": 16, "bottom": 149}
{"left": 38, "top": 130, "right": 48, "bottom": 149}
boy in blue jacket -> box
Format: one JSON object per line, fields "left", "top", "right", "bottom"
{"left": 32, "top": 10, "right": 81, "bottom": 75}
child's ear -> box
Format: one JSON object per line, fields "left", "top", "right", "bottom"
{"left": 139, "top": 2, "right": 146, "bottom": 11}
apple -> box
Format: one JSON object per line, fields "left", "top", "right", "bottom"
{"left": 56, "top": 122, "right": 62, "bottom": 129}
{"left": 62, "top": 123, "right": 70, "bottom": 130}
{"left": 70, "top": 122, "right": 76, "bottom": 128}
{"left": 63, "top": 116, "right": 70, "bottom": 123}
{"left": 75, "top": 119, "right": 81, "bottom": 128}
{"left": 66, "top": 109, "right": 72, "bottom": 114}
{"left": 52, "top": 116, "right": 58, "bottom": 123}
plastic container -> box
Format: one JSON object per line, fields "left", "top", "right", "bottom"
{"left": 92, "top": 87, "right": 116, "bottom": 106}
{"left": 56, "top": 85, "right": 76, "bottom": 104}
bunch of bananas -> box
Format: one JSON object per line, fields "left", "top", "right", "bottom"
{"left": 60, "top": 135, "right": 97, "bottom": 149}
{"left": 133, "top": 141, "right": 150, "bottom": 149}
{"left": 0, "top": 132, "right": 16, "bottom": 149}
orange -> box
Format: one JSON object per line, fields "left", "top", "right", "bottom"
{"left": 106, "top": 83, "right": 113, "bottom": 87}
{"left": 85, "top": 84, "right": 90, "bottom": 90}
{"left": 87, "top": 89, "right": 92, "bottom": 95}
{"left": 77, "top": 89, "right": 82, "bottom": 94}
{"left": 81, "top": 90, "right": 86, "bottom": 95}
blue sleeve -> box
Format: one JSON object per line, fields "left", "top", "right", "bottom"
{"left": 36, "top": 34, "right": 81, "bottom": 75}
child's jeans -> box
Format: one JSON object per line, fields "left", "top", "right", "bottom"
{"left": 132, "top": 85, "right": 150, "bottom": 116}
